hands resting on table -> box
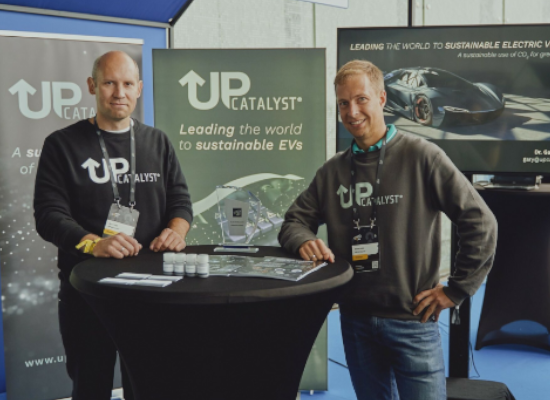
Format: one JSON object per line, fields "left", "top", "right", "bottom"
{"left": 92, "top": 229, "right": 186, "bottom": 259}
{"left": 82, "top": 228, "right": 186, "bottom": 260}
{"left": 80, "top": 218, "right": 190, "bottom": 259}
{"left": 299, "top": 238, "right": 335, "bottom": 264}
{"left": 298, "top": 239, "right": 456, "bottom": 323}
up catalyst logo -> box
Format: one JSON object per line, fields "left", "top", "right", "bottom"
{"left": 82, "top": 157, "right": 129, "bottom": 184}
{"left": 81, "top": 157, "right": 161, "bottom": 184}
{"left": 179, "top": 71, "right": 250, "bottom": 111}
{"left": 179, "top": 70, "right": 302, "bottom": 112}
{"left": 9, "top": 79, "right": 95, "bottom": 120}
{"left": 337, "top": 182, "right": 404, "bottom": 208}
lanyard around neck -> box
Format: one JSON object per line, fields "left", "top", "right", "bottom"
{"left": 350, "top": 132, "right": 387, "bottom": 229}
{"left": 94, "top": 118, "right": 137, "bottom": 208}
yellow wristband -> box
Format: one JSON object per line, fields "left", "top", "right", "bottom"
{"left": 76, "top": 238, "right": 102, "bottom": 254}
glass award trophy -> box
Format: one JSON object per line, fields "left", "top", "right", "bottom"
{"left": 214, "top": 186, "right": 261, "bottom": 253}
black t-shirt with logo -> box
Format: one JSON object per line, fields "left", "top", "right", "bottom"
{"left": 34, "top": 119, "right": 193, "bottom": 276}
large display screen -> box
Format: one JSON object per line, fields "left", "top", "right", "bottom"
{"left": 337, "top": 25, "right": 550, "bottom": 174}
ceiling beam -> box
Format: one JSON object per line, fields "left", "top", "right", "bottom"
{"left": 0, "top": 4, "right": 170, "bottom": 28}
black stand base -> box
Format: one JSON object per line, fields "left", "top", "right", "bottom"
{"left": 477, "top": 328, "right": 550, "bottom": 352}
{"left": 447, "top": 378, "right": 516, "bottom": 400}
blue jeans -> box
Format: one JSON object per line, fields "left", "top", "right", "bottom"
{"left": 341, "top": 313, "right": 446, "bottom": 400}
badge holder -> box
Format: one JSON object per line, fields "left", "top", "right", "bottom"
{"left": 214, "top": 186, "right": 261, "bottom": 253}
{"left": 349, "top": 130, "right": 387, "bottom": 273}
{"left": 95, "top": 117, "right": 140, "bottom": 239}
{"left": 103, "top": 200, "right": 140, "bottom": 238}
{"left": 351, "top": 220, "right": 380, "bottom": 273}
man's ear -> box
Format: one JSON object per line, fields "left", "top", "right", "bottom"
{"left": 137, "top": 80, "right": 143, "bottom": 98}
{"left": 87, "top": 77, "right": 96, "bottom": 95}
{"left": 380, "top": 90, "right": 387, "bottom": 108}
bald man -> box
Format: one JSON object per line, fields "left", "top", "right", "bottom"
{"left": 34, "top": 51, "right": 193, "bottom": 399}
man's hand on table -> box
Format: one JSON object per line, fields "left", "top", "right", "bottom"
{"left": 299, "top": 239, "right": 335, "bottom": 263}
{"left": 92, "top": 233, "right": 142, "bottom": 259}
{"left": 149, "top": 228, "right": 187, "bottom": 252}
{"left": 412, "top": 283, "right": 456, "bottom": 323}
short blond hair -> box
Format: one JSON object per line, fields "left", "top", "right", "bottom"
{"left": 334, "top": 60, "right": 384, "bottom": 92}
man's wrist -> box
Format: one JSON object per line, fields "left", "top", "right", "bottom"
{"left": 80, "top": 233, "right": 100, "bottom": 242}
{"left": 442, "top": 286, "right": 466, "bottom": 306}
{"left": 167, "top": 217, "right": 190, "bottom": 241}
{"left": 76, "top": 237, "right": 102, "bottom": 254}
{"left": 170, "top": 227, "right": 186, "bottom": 239}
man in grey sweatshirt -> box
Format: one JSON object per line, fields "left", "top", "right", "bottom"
{"left": 278, "top": 60, "right": 497, "bottom": 400}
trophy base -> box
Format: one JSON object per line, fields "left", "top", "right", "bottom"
{"left": 214, "top": 245, "right": 259, "bottom": 253}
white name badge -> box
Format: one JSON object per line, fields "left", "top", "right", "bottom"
{"left": 103, "top": 204, "right": 140, "bottom": 238}
{"left": 352, "top": 242, "right": 379, "bottom": 258}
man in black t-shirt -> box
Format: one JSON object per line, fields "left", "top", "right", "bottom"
{"left": 34, "top": 51, "right": 193, "bottom": 400}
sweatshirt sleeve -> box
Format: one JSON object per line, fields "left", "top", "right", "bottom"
{"left": 34, "top": 136, "right": 90, "bottom": 254}
{"left": 164, "top": 138, "right": 193, "bottom": 225}
{"left": 429, "top": 149, "right": 498, "bottom": 305}
{"left": 278, "top": 168, "right": 324, "bottom": 255}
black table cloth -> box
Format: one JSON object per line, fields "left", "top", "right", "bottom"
{"left": 476, "top": 184, "right": 550, "bottom": 351}
{"left": 70, "top": 245, "right": 352, "bottom": 400}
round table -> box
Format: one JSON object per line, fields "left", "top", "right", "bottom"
{"left": 70, "top": 245, "right": 352, "bottom": 400}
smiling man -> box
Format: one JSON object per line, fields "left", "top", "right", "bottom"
{"left": 34, "top": 51, "right": 193, "bottom": 399}
{"left": 279, "top": 60, "right": 497, "bottom": 400}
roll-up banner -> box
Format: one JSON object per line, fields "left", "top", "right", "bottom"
{"left": 153, "top": 48, "right": 327, "bottom": 389}
{"left": 153, "top": 49, "right": 326, "bottom": 247}
{"left": 0, "top": 31, "right": 143, "bottom": 400}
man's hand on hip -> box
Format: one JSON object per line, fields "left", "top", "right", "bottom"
{"left": 413, "top": 283, "right": 456, "bottom": 323}
{"left": 92, "top": 233, "right": 142, "bottom": 259}
{"left": 299, "top": 239, "right": 335, "bottom": 263}
{"left": 150, "top": 228, "right": 187, "bottom": 252}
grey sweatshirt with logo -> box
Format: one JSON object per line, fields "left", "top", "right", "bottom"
{"left": 279, "top": 131, "right": 497, "bottom": 320}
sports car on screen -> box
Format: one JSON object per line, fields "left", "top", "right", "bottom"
{"left": 384, "top": 67, "right": 505, "bottom": 127}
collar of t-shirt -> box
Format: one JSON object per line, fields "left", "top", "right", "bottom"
{"left": 102, "top": 118, "right": 134, "bottom": 134}
{"left": 352, "top": 124, "right": 397, "bottom": 154}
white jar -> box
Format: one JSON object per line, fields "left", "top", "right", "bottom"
{"left": 185, "top": 253, "right": 197, "bottom": 277}
{"left": 197, "top": 254, "right": 209, "bottom": 278}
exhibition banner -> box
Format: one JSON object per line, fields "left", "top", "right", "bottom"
{"left": 0, "top": 31, "right": 142, "bottom": 399}
{"left": 153, "top": 49, "right": 327, "bottom": 390}
{"left": 153, "top": 49, "right": 326, "bottom": 247}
